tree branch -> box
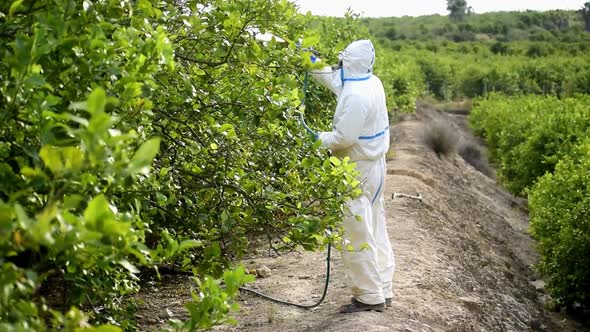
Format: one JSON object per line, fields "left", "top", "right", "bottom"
{"left": 174, "top": 52, "right": 228, "bottom": 67}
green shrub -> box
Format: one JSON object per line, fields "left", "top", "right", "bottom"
{"left": 0, "top": 0, "right": 176, "bottom": 326}
{"left": 470, "top": 94, "right": 590, "bottom": 195}
{"left": 526, "top": 44, "right": 554, "bottom": 58}
{"left": 417, "top": 57, "right": 453, "bottom": 100}
{"left": 378, "top": 58, "right": 423, "bottom": 112}
{"left": 0, "top": 0, "right": 363, "bottom": 329}
{"left": 472, "top": 93, "right": 590, "bottom": 315}
{"left": 490, "top": 42, "right": 510, "bottom": 55}
{"left": 529, "top": 138, "right": 590, "bottom": 312}
{"left": 458, "top": 67, "right": 487, "bottom": 98}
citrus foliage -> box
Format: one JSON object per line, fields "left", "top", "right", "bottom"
{"left": 471, "top": 94, "right": 590, "bottom": 312}
{"left": 1, "top": 0, "right": 176, "bottom": 328}
{"left": 421, "top": 50, "right": 590, "bottom": 100}
{"left": 0, "top": 0, "right": 369, "bottom": 329}
{"left": 470, "top": 94, "right": 590, "bottom": 195}
{"left": 529, "top": 139, "right": 590, "bottom": 312}
{"left": 376, "top": 55, "right": 424, "bottom": 113}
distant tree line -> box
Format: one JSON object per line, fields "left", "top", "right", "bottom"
{"left": 362, "top": 2, "right": 590, "bottom": 43}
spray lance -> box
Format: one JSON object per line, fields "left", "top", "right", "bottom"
{"left": 296, "top": 46, "right": 344, "bottom": 140}
{"left": 251, "top": 31, "right": 333, "bottom": 139}
{"left": 251, "top": 31, "right": 340, "bottom": 139}
{"left": 296, "top": 46, "right": 320, "bottom": 140}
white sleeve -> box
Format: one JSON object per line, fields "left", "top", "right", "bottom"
{"left": 310, "top": 66, "right": 342, "bottom": 97}
{"left": 318, "top": 95, "right": 368, "bottom": 151}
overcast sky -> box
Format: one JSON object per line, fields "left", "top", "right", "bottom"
{"left": 293, "top": 0, "right": 584, "bottom": 18}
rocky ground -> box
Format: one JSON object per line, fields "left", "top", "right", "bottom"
{"left": 136, "top": 103, "right": 587, "bottom": 332}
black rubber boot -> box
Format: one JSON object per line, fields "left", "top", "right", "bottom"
{"left": 339, "top": 298, "right": 385, "bottom": 313}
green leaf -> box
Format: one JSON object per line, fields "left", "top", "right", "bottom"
{"left": 219, "top": 123, "right": 233, "bottom": 132}
{"left": 33, "top": 203, "right": 57, "bottom": 245}
{"left": 162, "top": 230, "right": 179, "bottom": 257}
{"left": 159, "top": 167, "right": 169, "bottom": 176}
{"left": 84, "top": 195, "right": 115, "bottom": 227}
{"left": 88, "top": 113, "right": 112, "bottom": 134}
{"left": 39, "top": 145, "right": 63, "bottom": 174}
{"left": 208, "top": 242, "right": 221, "bottom": 257}
{"left": 24, "top": 74, "right": 46, "bottom": 88}
{"left": 156, "top": 192, "right": 167, "bottom": 205}
{"left": 0, "top": 202, "right": 14, "bottom": 232}
{"left": 179, "top": 239, "right": 203, "bottom": 252}
{"left": 301, "top": 34, "right": 320, "bottom": 48}
{"left": 64, "top": 194, "right": 83, "bottom": 210}
{"left": 39, "top": 146, "right": 84, "bottom": 174}
{"left": 330, "top": 156, "right": 341, "bottom": 166}
{"left": 87, "top": 87, "right": 107, "bottom": 115}
{"left": 123, "top": 82, "right": 143, "bottom": 99}
{"left": 9, "top": 0, "right": 23, "bottom": 17}
{"left": 128, "top": 137, "right": 161, "bottom": 175}
{"left": 62, "top": 147, "right": 84, "bottom": 170}
{"left": 78, "top": 325, "right": 123, "bottom": 332}
{"left": 20, "top": 166, "right": 44, "bottom": 178}
{"left": 14, "top": 204, "right": 32, "bottom": 229}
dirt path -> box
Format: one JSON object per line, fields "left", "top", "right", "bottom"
{"left": 137, "top": 103, "right": 586, "bottom": 331}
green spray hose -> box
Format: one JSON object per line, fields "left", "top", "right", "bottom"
{"left": 238, "top": 244, "right": 332, "bottom": 309}
{"left": 238, "top": 72, "right": 332, "bottom": 309}
{"left": 298, "top": 72, "right": 318, "bottom": 138}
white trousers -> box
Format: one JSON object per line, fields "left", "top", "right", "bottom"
{"left": 342, "top": 157, "right": 395, "bottom": 305}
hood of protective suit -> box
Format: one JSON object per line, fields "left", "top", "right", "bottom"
{"left": 332, "top": 40, "right": 375, "bottom": 87}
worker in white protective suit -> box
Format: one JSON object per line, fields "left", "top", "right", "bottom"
{"left": 309, "top": 40, "right": 395, "bottom": 313}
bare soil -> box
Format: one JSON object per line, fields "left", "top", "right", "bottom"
{"left": 136, "top": 102, "right": 587, "bottom": 332}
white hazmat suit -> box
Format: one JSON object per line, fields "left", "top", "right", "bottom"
{"left": 311, "top": 40, "right": 395, "bottom": 308}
